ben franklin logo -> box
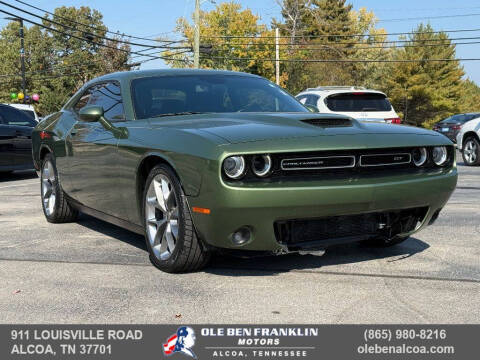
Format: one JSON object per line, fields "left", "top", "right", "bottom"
{"left": 163, "top": 327, "right": 197, "bottom": 359}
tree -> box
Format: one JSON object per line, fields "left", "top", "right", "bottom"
{"left": 0, "top": 6, "right": 131, "bottom": 115}
{"left": 163, "top": 2, "right": 284, "bottom": 84}
{"left": 458, "top": 79, "right": 480, "bottom": 113}
{"left": 348, "top": 7, "right": 390, "bottom": 88}
{"left": 382, "top": 24, "right": 464, "bottom": 127}
{"left": 273, "top": 0, "right": 359, "bottom": 93}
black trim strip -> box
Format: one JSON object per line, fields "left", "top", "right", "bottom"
{"left": 67, "top": 197, "right": 144, "bottom": 235}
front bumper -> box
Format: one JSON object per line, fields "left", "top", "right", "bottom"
{"left": 188, "top": 168, "right": 458, "bottom": 252}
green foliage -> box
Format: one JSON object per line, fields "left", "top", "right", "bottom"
{"left": 458, "top": 79, "right": 480, "bottom": 113}
{"left": 380, "top": 24, "right": 464, "bottom": 128}
{"left": 163, "top": 2, "right": 282, "bottom": 84}
{"left": 0, "top": 6, "right": 131, "bottom": 115}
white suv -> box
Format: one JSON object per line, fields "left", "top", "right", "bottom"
{"left": 296, "top": 86, "right": 401, "bottom": 124}
{"left": 456, "top": 116, "right": 480, "bottom": 166}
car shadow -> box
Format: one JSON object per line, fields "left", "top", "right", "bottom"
{"left": 75, "top": 213, "right": 147, "bottom": 252}
{"left": 206, "top": 238, "right": 430, "bottom": 276}
{"left": 66, "top": 212, "right": 430, "bottom": 274}
{"left": 0, "top": 170, "right": 37, "bottom": 182}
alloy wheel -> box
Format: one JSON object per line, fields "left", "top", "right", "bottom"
{"left": 145, "top": 174, "right": 179, "bottom": 261}
{"left": 41, "top": 160, "right": 57, "bottom": 216}
{"left": 464, "top": 140, "right": 477, "bottom": 164}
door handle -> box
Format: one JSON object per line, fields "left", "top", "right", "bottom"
{"left": 70, "top": 129, "right": 78, "bottom": 136}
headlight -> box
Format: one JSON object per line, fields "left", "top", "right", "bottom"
{"left": 223, "top": 156, "right": 246, "bottom": 179}
{"left": 412, "top": 147, "right": 427, "bottom": 167}
{"left": 252, "top": 155, "right": 272, "bottom": 177}
{"left": 432, "top": 146, "right": 448, "bottom": 166}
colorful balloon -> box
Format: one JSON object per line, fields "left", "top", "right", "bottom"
{"left": 32, "top": 93, "right": 40, "bottom": 102}
{"left": 10, "top": 92, "right": 17, "bottom": 99}
{"left": 17, "top": 92, "right": 24, "bottom": 100}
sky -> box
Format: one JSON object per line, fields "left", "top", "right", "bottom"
{"left": 1, "top": 0, "right": 479, "bottom": 84}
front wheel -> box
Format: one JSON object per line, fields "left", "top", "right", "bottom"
{"left": 462, "top": 137, "right": 480, "bottom": 166}
{"left": 143, "top": 164, "right": 210, "bottom": 273}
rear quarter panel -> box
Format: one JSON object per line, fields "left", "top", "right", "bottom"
{"left": 32, "top": 111, "right": 75, "bottom": 175}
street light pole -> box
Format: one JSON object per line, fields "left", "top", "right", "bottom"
{"left": 193, "top": 0, "right": 200, "bottom": 69}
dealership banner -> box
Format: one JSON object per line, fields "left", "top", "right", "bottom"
{"left": 0, "top": 325, "right": 477, "bottom": 359}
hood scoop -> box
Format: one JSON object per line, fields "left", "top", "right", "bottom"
{"left": 301, "top": 118, "right": 353, "bottom": 128}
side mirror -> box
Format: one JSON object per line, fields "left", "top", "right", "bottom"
{"left": 79, "top": 105, "right": 104, "bottom": 122}
{"left": 305, "top": 104, "right": 319, "bottom": 113}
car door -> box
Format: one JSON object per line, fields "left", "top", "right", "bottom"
{"left": 0, "top": 122, "right": 16, "bottom": 169}
{"left": 0, "top": 104, "right": 35, "bottom": 169}
{"left": 65, "top": 81, "right": 128, "bottom": 219}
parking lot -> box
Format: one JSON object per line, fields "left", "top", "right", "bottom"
{"left": 0, "top": 151, "right": 478, "bottom": 324}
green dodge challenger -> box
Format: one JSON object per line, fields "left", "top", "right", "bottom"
{"left": 32, "top": 69, "right": 457, "bottom": 273}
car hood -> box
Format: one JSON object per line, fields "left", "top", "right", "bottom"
{"left": 150, "top": 112, "right": 445, "bottom": 146}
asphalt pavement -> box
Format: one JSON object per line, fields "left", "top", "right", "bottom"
{"left": 0, "top": 151, "right": 479, "bottom": 324}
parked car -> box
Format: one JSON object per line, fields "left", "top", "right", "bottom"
{"left": 0, "top": 104, "right": 36, "bottom": 173}
{"left": 457, "top": 115, "right": 480, "bottom": 166}
{"left": 432, "top": 113, "right": 480, "bottom": 143}
{"left": 32, "top": 69, "right": 457, "bottom": 273}
{"left": 296, "top": 86, "right": 401, "bottom": 123}
{"left": 3, "top": 103, "right": 39, "bottom": 122}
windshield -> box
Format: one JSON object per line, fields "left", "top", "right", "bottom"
{"left": 440, "top": 114, "right": 480, "bottom": 124}
{"left": 325, "top": 93, "right": 392, "bottom": 112}
{"left": 131, "top": 75, "right": 308, "bottom": 119}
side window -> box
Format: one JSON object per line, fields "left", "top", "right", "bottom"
{"left": 73, "top": 89, "right": 92, "bottom": 113}
{"left": 88, "top": 82, "right": 125, "bottom": 121}
{"left": 297, "top": 96, "right": 307, "bottom": 105}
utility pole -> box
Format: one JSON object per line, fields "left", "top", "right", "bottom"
{"left": 275, "top": 27, "right": 280, "bottom": 85}
{"left": 194, "top": 0, "right": 200, "bottom": 69}
{"left": 6, "top": 17, "right": 26, "bottom": 103}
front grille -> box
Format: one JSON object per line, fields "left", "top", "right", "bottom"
{"left": 225, "top": 147, "right": 454, "bottom": 183}
{"left": 359, "top": 153, "right": 411, "bottom": 167}
{"left": 274, "top": 207, "right": 428, "bottom": 249}
{"left": 281, "top": 155, "right": 355, "bottom": 170}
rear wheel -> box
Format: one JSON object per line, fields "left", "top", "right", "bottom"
{"left": 40, "top": 154, "right": 78, "bottom": 223}
{"left": 462, "top": 137, "right": 480, "bottom": 166}
{"left": 143, "top": 164, "right": 210, "bottom": 273}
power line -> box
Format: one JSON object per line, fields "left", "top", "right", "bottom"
{"left": 1, "top": 1, "right": 187, "bottom": 50}
{"left": 200, "top": 56, "right": 479, "bottom": 63}
{"left": 210, "top": 40, "right": 480, "bottom": 53}
{"left": 0, "top": 8, "right": 186, "bottom": 63}
{"left": 203, "top": 27, "right": 480, "bottom": 40}
{"left": 206, "top": 35, "right": 480, "bottom": 47}
{"left": 13, "top": 0, "right": 184, "bottom": 44}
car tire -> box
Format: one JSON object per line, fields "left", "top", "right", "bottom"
{"left": 40, "top": 153, "right": 79, "bottom": 223}
{"left": 143, "top": 164, "right": 210, "bottom": 273}
{"left": 363, "top": 235, "right": 409, "bottom": 247}
{"left": 462, "top": 137, "right": 480, "bottom": 166}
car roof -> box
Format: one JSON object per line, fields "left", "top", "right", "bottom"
{"left": 87, "top": 68, "right": 262, "bottom": 85}
{"left": 2, "top": 103, "right": 36, "bottom": 111}
{"left": 297, "top": 87, "right": 386, "bottom": 97}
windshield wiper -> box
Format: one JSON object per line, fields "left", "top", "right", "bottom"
{"left": 152, "top": 112, "right": 207, "bottom": 118}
